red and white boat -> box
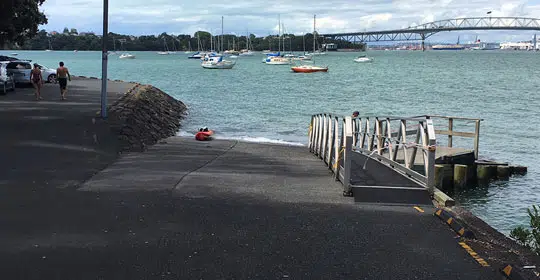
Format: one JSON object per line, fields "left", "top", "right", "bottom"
{"left": 291, "top": 65, "right": 328, "bottom": 73}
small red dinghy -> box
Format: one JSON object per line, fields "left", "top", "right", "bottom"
{"left": 195, "top": 127, "right": 214, "bottom": 141}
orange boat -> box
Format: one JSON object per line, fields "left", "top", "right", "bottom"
{"left": 291, "top": 65, "right": 328, "bottom": 73}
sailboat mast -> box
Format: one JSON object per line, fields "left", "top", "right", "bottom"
{"left": 221, "top": 16, "right": 224, "bottom": 53}
{"left": 278, "top": 14, "right": 281, "bottom": 52}
{"left": 313, "top": 14, "right": 316, "bottom": 53}
{"left": 303, "top": 33, "right": 305, "bottom": 54}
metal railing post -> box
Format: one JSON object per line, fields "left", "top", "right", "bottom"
{"left": 343, "top": 116, "right": 353, "bottom": 195}
{"left": 425, "top": 118, "right": 437, "bottom": 194}
{"left": 474, "top": 120, "right": 480, "bottom": 160}
{"left": 309, "top": 115, "right": 314, "bottom": 152}
{"left": 448, "top": 118, "right": 453, "bottom": 148}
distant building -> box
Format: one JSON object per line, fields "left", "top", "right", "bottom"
{"left": 322, "top": 43, "right": 338, "bottom": 51}
{"left": 500, "top": 41, "right": 535, "bottom": 50}
{"left": 49, "top": 31, "right": 58, "bottom": 35}
{"left": 79, "top": 32, "right": 95, "bottom": 36}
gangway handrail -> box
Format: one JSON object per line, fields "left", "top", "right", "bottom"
{"left": 413, "top": 115, "right": 482, "bottom": 159}
{"left": 308, "top": 113, "right": 437, "bottom": 195}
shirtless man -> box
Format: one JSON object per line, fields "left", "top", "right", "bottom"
{"left": 30, "top": 63, "right": 43, "bottom": 100}
{"left": 56, "top": 61, "right": 71, "bottom": 100}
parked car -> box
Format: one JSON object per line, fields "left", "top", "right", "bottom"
{"left": 5, "top": 61, "right": 57, "bottom": 84}
{"left": 0, "top": 62, "right": 16, "bottom": 94}
{"left": 35, "top": 63, "right": 57, "bottom": 83}
{"left": 5, "top": 61, "right": 32, "bottom": 84}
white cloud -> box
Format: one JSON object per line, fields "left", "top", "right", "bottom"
{"left": 39, "top": 0, "right": 540, "bottom": 42}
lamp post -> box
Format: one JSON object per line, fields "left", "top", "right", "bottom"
{"left": 100, "top": 0, "right": 109, "bottom": 119}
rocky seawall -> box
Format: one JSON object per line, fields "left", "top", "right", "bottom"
{"left": 107, "top": 83, "right": 187, "bottom": 152}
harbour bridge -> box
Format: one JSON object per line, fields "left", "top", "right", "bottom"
{"left": 321, "top": 17, "right": 540, "bottom": 50}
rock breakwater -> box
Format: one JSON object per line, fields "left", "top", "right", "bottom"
{"left": 108, "top": 83, "right": 187, "bottom": 152}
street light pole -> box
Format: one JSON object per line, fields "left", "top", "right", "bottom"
{"left": 100, "top": 0, "right": 109, "bottom": 119}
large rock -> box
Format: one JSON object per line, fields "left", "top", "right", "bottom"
{"left": 108, "top": 84, "right": 187, "bottom": 152}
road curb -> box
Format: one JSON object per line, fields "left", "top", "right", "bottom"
{"left": 501, "top": 264, "right": 526, "bottom": 280}
{"left": 434, "top": 208, "right": 476, "bottom": 239}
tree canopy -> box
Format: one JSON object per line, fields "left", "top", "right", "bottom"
{"left": 0, "top": 0, "right": 48, "bottom": 47}
{"left": 18, "top": 30, "right": 364, "bottom": 52}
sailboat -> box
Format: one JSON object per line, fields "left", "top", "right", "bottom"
{"left": 168, "top": 39, "right": 177, "bottom": 54}
{"left": 118, "top": 39, "right": 135, "bottom": 59}
{"left": 157, "top": 37, "right": 171, "bottom": 55}
{"left": 291, "top": 15, "right": 328, "bottom": 73}
{"left": 185, "top": 40, "right": 193, "bottom": 54}
{"left": 239, "top": 31, "right": 254, "bottom": 56}
{"left": 188, "top": 34, "right": 207, "bottom": 59}
{"left": 45, "top": 38, "right": 53, "bottom": 52}
{"left": 201, "top": 16, "right": 236, "bottom": 69}
{"left": 265, "top": 15, "right": 291, "bottom": 65}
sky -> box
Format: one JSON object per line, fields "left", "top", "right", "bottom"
{"left": 40, "top": 0, "right": 540, "bottom": 43}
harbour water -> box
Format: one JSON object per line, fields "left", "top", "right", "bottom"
{"left": 4, "top": 50, "right": 539, "bottom": 235}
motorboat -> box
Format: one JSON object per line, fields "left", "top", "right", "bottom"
{"left": 239, "top": 50, "right": 254, "bottom": 56}
{"left": 188, "top": 51, "right": 206, "bottom": 59}
{"left": 353, "top": 55, "right": 373, "bottom": 63}
{"left": 157, "top": 51, "right": 169, "bottom": 55}
{"left": 10, "top": 53, "right": 18, "bottom": 56}
{"left": 119, "top": 53, "right": 135, "bottom": 59}
{"left": 201, "top": 55, "right": 236, "bottom": 69}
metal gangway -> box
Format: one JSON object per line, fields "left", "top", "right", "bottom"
{"left": 308, "top": 114, "right": 481, "bottom": 203}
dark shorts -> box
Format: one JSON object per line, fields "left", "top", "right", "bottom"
{"left": 58, "top": 78, "right": 67, "bottom": 89}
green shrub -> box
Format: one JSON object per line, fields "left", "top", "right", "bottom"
{"left": 510, "top": 205, "right": 540, "bottom": 256}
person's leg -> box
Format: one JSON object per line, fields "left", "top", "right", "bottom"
{"left": 32, "top": 81, "right": 39, "bottom": 100}
{"left": 37, "top": 82, "right": 42, "bottom": 100}
{"left": 59, "top": 78, "right": 66, "bottom": 100}
{"left": 63, "top": 81, "right": 68, "bottom": 99}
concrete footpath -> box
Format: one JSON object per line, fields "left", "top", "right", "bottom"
{"left": 0, "top": 81, "right": 499, "bottom": 279}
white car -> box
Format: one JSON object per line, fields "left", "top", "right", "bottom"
{"left": 36, "top": 63, "right": 57, "bottom": 83}
{"left": 5, "top": 61, "right": 57, "bottom": 84}
{"left": 0, "top": 62, "right": 16, "bottom": 94}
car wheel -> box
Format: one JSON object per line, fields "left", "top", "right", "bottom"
{"left": 48, "top": 74, "right": 56, "bottom": 83}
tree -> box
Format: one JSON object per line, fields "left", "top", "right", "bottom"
{"left": 0, "top": 0, "right": 48, "bottom": 47}
{"left": 63, "top": 27, "right": 69, "bottom": 34}
{"left": 70, "top": 28, "right": 78, "bottom": 35}
{"left": 510, "top": 205, "right": 540, "bottom": 256}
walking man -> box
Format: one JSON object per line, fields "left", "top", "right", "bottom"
{"left": 56, "top": 61, "right": 71, "bottom": 100}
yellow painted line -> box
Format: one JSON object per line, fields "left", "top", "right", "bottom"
{"left": 447, "top": 217, "right": 453, "bottom": 224}
{"left": 413, "top": 206, "right": 424, "bottom": 213}
{"left": 435, "top": 209, "right": 442, "bottom": 216}
{"left": 458, "top": 242, "right": 490, "bottom": 267}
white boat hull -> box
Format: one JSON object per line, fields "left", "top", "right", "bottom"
{"left": 264, "top": 57, "right": 291, "bottom": 65}
{"left": 354, "top": 57, "right": 373, "bottom": 63}
{"left": 201, "top": 62, "right": 235, "bottom": 69}
{"left": 119, "top": 53, "right": 136, "bottom": 59}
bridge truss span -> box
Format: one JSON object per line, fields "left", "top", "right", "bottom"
{"left": 322, "top": 16, "right": 540, "bottom": 44}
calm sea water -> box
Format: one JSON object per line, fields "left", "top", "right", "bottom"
{"left": 4, "top": 49, "right": 539, "bottom": 235}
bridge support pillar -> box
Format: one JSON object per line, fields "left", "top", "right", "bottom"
{"left": 421, "top": 34, "right": 426, "bottom": 52}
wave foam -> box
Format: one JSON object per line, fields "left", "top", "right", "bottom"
{"left": 216, "top": 136, "right": 306, "bottom": 146}
{"left": 175, "top": 131, "right": 305, "bottom": 146}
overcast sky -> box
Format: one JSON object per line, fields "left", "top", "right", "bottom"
{"left": 40, "top": 0, "right": 540, "bottom": 43}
